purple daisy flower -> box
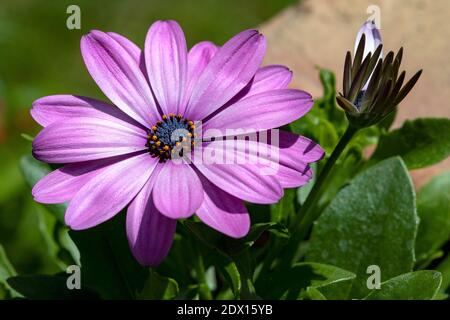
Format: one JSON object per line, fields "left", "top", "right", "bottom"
{"left": 30, "top": 20, "right": 324, "bottom": 266}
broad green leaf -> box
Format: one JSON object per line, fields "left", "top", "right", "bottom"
{"left": 415, "top": 172, "right": 450, "bottom": 263}
{"left": 69, "top": 214, "right": 149, "bottom": 299}
{"left": 306, "top": 157, "right": 418, "bottom": 298}
{"left": 185, "top": 221, "right": 289, "bottom": 256}
{"left": 0, "top": 244, "right": 21, "bottom": 298}
{"left": 364, "top": 271, "right": 442, "bottom": 300}
{"left": 319, "top": 127, "right": 379, "bottom": 211}
{"left": 7, "top": 273, "right": 100, "bottom": 300}
{"left": 256, "top": 262, "right": 355, "bottom": 299}
{"left": 137, "top": 270, "right": 179, "bottom": 300}
{"left": 372, "top": 118, "right": 450, "bottom": 169}
{"left": 20, "top": 154, "right": 66, "bottom": 222}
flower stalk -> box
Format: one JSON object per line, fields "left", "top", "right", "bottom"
{"left": 292, "top": 124, "right": 358, "bottom": 238}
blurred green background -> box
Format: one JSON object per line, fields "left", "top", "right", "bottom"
{"left": 0, "top": 0, "right": 296, "bottom": 276}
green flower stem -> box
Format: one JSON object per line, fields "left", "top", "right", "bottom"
{"left": 293, "top": 124, "right": 359, "bottom": 239}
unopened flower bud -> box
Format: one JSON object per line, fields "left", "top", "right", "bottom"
{"left": 337, "top": 20, "right": 422, "bottom": 128}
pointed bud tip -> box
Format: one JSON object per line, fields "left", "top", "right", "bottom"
{"left": 354, "top": 20, "right": 383, "bottom": 58}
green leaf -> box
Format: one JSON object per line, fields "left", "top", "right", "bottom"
{"left": 19, "top": 154, "right": 66, "bottom": 222}
{"left": 137, "top": 270, "right": 179, "bottom": 300}
{"left": 315, "top": 68, "right": 347, "bottom": 133}
{"left": 157, "top": 232, "right": 195, "bottom": 287}
{"left": 415, "top": 172, "right": 450, "bottom": 263}
{"left": 185, "top": 221, "right": 289, "bottom": 256}
{"left": 176, "top": 285, "right": 200, "bottom": 300}
{"left": 316, "top": 146, "right": 364, "bottom": 212}
{"left": 364, "top": 271, "right": 442, "bottom": 300}
{"left": 306, "top": 157, "right": 418, "bottom": 298}
{"left": 69, "top": 214, "right": 149, "bottom": 299}
{"left": 0, "top": 245, "right": 16, "bottom": 279}
{"left": 372, "top": 118, "right": 450, "bottom": 169}
{"left": 7, "top": 274, "right": 100, "bottom": 300}
{"left": 318, "top": 68, "right": 336, "bottom": 103}
{"left": 256, "top": 262, "right": 355, "bottom": 299}
{"left": 0, "top": 244, "right": 21, "bottom": 298}
{"left": 304, "top": 286, "right": 327, "bottom": 300}
{"left": 183, "top": 221, "right": 223, "bottom": 250}
{"left": 35, "top": 207, "right": 68, "bottom": 270}
{"left": 290, "top": 113, "right": 339, "bottom": 154}
{"left": 437, "top": 253, "right": 450, "bottom": 298}
{"left": 377, "top": 109, "right": 397, "bottom": 130}
{"left": 233, "top": 251, "right": 260, "bottom": 300}
{"left": 212, "top": 251, "right": 241, "bottom": 298}
{"left": 297, "top": 163, "right": 317, "bottom": 205}
{"left": 19, "top": 154, "right": 51, "bottom": 190}
{"left": 416, "top": 251, "right": 444, "bottom": 271}
{"left": 271, "top": 188, "right": 296, "bottom": 223}
{"left": 350, "top": 126, "right": 380, "bottom": 150}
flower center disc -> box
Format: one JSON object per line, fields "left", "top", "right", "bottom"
{"left": 146, "top": 114, "right": 196, "bottom": 162}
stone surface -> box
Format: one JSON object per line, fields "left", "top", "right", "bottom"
{"left": 261, "top": 0, "right": 449, "bottom": 187}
